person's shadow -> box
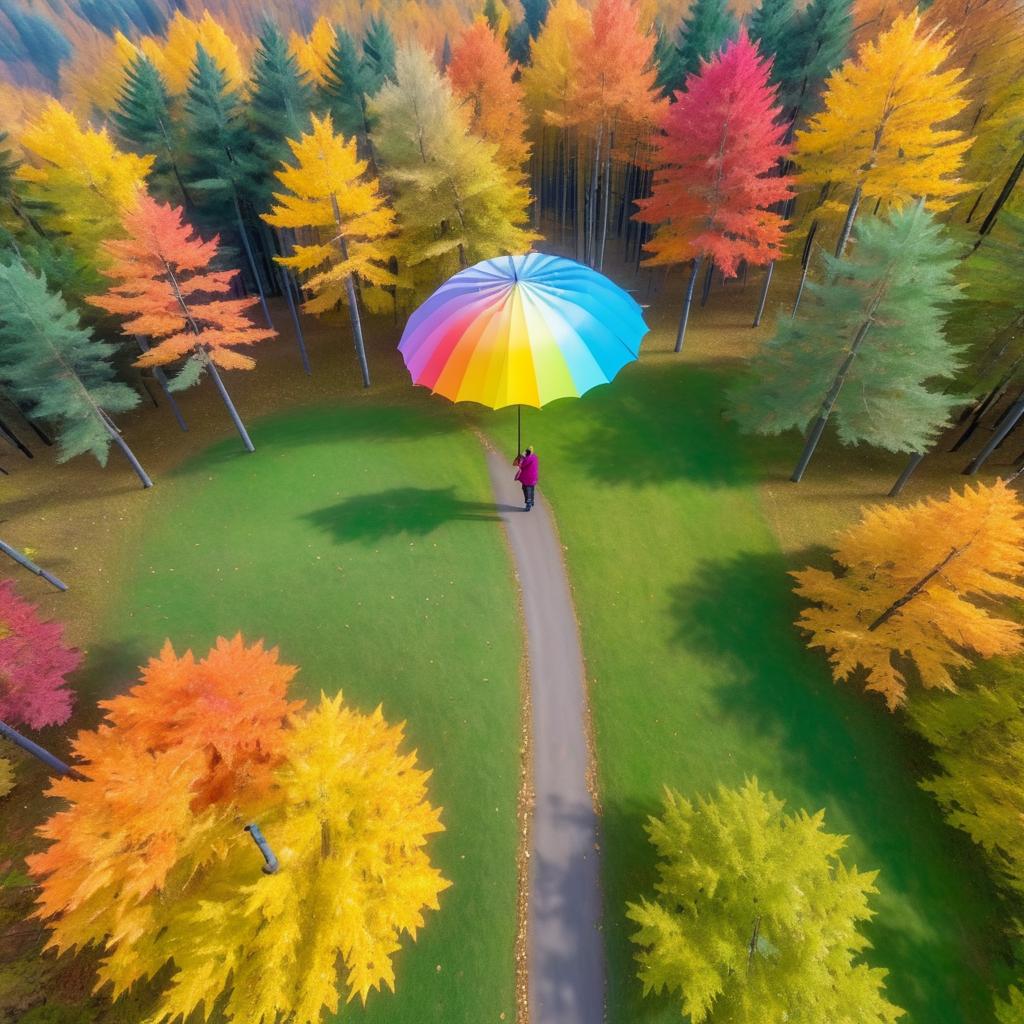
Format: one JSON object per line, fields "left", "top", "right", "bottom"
{"left": 304, "top": 486, "right": 510, "bottom": 544}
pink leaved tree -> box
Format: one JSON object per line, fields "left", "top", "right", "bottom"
{"left": 635, "top": 30, "right": 793, "bottom": 351}
{"left": 0, "top": 578, "right": 81, "bottom": 729}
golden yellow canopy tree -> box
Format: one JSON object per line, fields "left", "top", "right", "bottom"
{"left": 262, "top": 112, "right": 396, "bottom": 389}
{"left": 28, "top": 636, "right": 450, "bottom": 1024}
{"left": 140, "top": 10, "right": 246, "bottom": 94}
{"left": 793, "top": 479, "right": 1024, "bottom": 710}
{"left": 288, "top": 16, "right": 337, "bottom": 86}
{"left": 795, "top": 12, "right": 973, "bottom": 258}
{"left": 16, "top": 100, "right": 152, "bottom": 274}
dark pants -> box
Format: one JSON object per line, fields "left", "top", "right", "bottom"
{"left": 521, "top": 484, "right": 535, "bottom": 508}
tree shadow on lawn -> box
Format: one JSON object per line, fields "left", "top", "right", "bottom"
{"left": 550, "top": 363, "right": 761, "bottom": 491}
{"left": 170, "top": 402, "right": 465, "bottom": 477}
{"left": 305, "top": 487, "right": 507, "bottom": 545}
{"left": 666, "top": 548, "right": 1010, "bottom": 1021}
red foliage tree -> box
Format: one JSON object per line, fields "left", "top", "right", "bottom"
{"left": 0, "top": 578, "right": 81, "bottom": 730}
{"left": 635, "top": 30, "right": 793, "bottom": 351}
{"left": 88, "top": 194, "right": 276, "bottom": 452}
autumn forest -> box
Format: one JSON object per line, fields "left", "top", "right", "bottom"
{"left": 1, "top": 0, "right": 1024, "bottom": 1022}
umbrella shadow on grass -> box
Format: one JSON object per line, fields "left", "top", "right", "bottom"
{"left": 305, "top": 487, "right": 505, "bottom": 544}
{"left": 667, "top": 548, "right": 1008, "bottom": 1022}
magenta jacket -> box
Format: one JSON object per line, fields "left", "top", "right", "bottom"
{"left": 516, "top": 452, "right": 539, "bottom": 486}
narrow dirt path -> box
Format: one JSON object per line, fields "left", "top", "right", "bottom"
{"left": 483, "top": 448, "right": 605, "bottom": 1024}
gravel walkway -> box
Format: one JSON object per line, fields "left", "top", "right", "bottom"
{"left": 484, "top": 448, "right": 605, "bottom": 1024}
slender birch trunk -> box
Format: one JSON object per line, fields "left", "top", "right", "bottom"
{"left": 232, "top": 193, "right": 273, "bottom": 330}
{"left": 675, "top": 256, "right": 703, "bottom": 353}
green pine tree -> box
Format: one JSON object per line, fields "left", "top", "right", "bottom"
{"left": 676, "top": 0, "right": 738, "bottom": 83}
{"left": 0, "top": 261, "right": 150, "bottom": 486}
{"left": 484, "top": 0, "right": 502, "bottom": 34}
{"left": 731, "top": 202, "right": 964, "bottom": 480}
{"left": 908, "top": 657, "right": 1024, "bottom": 901}
{"left": 628, "top": 779, "right": 903, "bottom": 1024}
{"left": 111, "top": 54, "right": 189, "bottom": 205}
{"left": 0, "top": 133, "right": 99, "bottom": 301}
{"left": 369, "top": 46, "right": 536, "bottom": 303}
{"left": 248, "top": 21, "right": 316, "bottom": 207}
{"left": 321, "top": 28, "right": 371, "bottom": 143}
{"left": 361, "top": 16, "right": 397, "bottom": 93}
{"left": 184, "top": 43, "right": 272, "bottom": 326}
{"left": 775, "top": 0, "right": 851, "bottom": 109}
{"left": 748, "top": 0, "right": 796, "bottom": 72}
{"left": 652, "top": 23, "right": 685, "bottom": 96}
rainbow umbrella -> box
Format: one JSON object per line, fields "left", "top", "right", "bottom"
{"left": 399, "top": 253, "right": 648, "bottom": 447}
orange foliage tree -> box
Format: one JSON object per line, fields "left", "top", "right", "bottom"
{"left": 28, "top": 635, "right": 450, "bottom": 1024}
{"left": 447, "top": 19, "right": 531, "bottom": 176}
{"left": 567, "top": 0, "right": 664, "bottom": 269}
{"left": 794, "top": 480, "right": 1024, "bottom": 709}
{"left": 88, "top": 194, "right": 275, "bottom": 453}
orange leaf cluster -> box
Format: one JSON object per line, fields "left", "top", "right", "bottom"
{"left": 794, "top": 480, "right": 1024, "bottom": 709}
{"left": 88, "top": 194, "right": 276, "bottom": 371}
{"left": 447, "top": 19, "right": 531, "bottom": 173}
{"left": 29, "top": 636, "right": 298, "bottom": 940}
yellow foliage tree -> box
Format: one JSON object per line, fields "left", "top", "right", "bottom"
{"left": 141, "top": 11, "right": 246, "bottom": 94}
{"left": 794, "top": 480, "right": 1024, "bottom": 710}
{"left": 288, "top": 16, "right": 336, "bottom": 86}
{"left": 16, "top": 100, "right": 152, "bottom": 265}
{"left": 795, "top": 12, "right": 973, "bottom": 257}
{"left": 521, "top": 0, "right": 592, "bottom": 128}
{"left": 28, "top": 637, "right": 449, "bottom": 1024}
{"left": 263, "top": 113, "right": 396, "bottom": 388}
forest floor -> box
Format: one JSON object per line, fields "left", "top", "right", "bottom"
{"left": 1, "top": 245, "right": 1019, "bottom": 1023}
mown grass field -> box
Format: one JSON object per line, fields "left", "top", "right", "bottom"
{"left": 87, "top": 402, "right": 523, "bottom": 1024}
{"left": 493, "top": 323, "right": 1012, "bottom": 1023}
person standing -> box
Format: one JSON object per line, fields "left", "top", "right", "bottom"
{"left": 514, "top": 446, "right": 538, "bottom": 510}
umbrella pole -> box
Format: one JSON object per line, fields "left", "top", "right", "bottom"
{"left": 517, "top": 405, "right": 522, "bottom": 456}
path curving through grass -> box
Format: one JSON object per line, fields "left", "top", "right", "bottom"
{"left": 492, "top": 357, "right": 1011, "bottom": 1024}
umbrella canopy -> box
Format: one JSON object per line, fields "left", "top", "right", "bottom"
{"left": 398, "top": 253, "right": 649, "bottom": 410}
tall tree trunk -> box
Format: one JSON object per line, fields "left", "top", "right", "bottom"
{"left": 753, "top": 262, "right": 774, "bottom": 327}
{"left": 587, "top": 124, "right": 603, "bottom": 266}
{"left": 232, "top": 193, "right": 273, "bottom": 330}
{"left": 598, "top": 129, "right": 613, "bottom": 270}
{"left": 206, "top": 357, "right": 255, "bottom": 452}
{"left": 972, "top": 146, "right": 1024, "bottom": 250}
{"left": 0, "top": 720, "right": 81, "bottom": 777}
{"left": 834, "top": 184, "right": 863, "bottom": 258}
{"left": 951, "top": 378, "right": 1016, "bottom": 452}
{"left": 792, "top": 294, "right": 883, "bottom": 482}
{"left": 100, "top": 411, "right": 153, "bottom": 488}
{"left": 0, "top": 416, "right": 31, "bottom": 458}
{"left": 331, "top": 199, "right": 372, "bottom": 388}
{"left": 0, "top": 539, "right": 67, "bottom": 591}
{"left": 964, "top": 395, "right": 1024, "bottom": 474}
{"left": 136, "top": 336, "right": 187, "bottom": 431}
{"left": 699, "top": 258, "right": 715, "bottom": 306}
{"left": 575, "top": 135, "right": 585, "bottom": 261}
{"left": 792, "top": 221, "right": 820, "bottom": 317}
{"left": 675, "top": 256, "right": 703, "bottom": 353}
{"left": 867, "top": 544, "right": 967, "bottom": 631}
{"left": 889, "top": 451, "right": 926, "bottom": 497}
{"left": 273, "top": 230, "right": 311, "bottom": 375}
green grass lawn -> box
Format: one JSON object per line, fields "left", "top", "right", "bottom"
{"left": 87, "top": 402, "right": 523, "bottom": 1024}
{"left": 497, "top": 357, "right": 1012, "bottom": 1024}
